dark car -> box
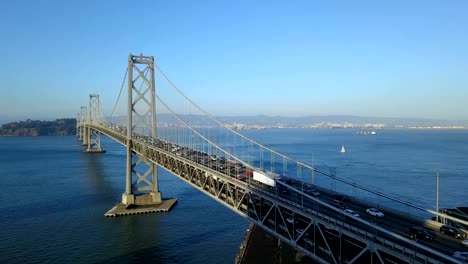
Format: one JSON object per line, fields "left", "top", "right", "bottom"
{"left": 410, "top": 227, "right": 435, "bottom": 241}
{"left": 275, "top": 186, "right": 290, "bottom": 194}
{"left": 440, "top": 225, "right": 467, "bottom": 239}
{"left": 331, "top": 199, "right": 346, "bottom": 209}
{"left": 304, "top": 189, "right": 320, "bottom": 197}
{"left": 332, "top": 194, "right": 349, "bottom": 202}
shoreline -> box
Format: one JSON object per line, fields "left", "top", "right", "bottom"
{"left": 2, "top": 126, "right": 468, "bottom": 137}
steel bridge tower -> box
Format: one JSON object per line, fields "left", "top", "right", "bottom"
{"left": 121, "top": 54, "right": 162, "bottom": 206}
{"left": 77, "top": 106, "right": 87, "bottom": 142}
{"left": 85, "top": 94, "right": 105, "bottom": 153}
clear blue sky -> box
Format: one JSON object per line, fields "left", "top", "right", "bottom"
{"left": 1, "top": 0, "right": 468, "bottom": 121}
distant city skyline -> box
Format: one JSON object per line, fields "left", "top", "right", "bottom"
{"left": 1, "top": 1, "right": 467, "bottom": 121}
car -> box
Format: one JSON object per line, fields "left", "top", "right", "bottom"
{"left": 409, "top": 226, "right": 435, "bottom": 241}
{"left": 303, "top": 238, "right": 315, "bottom": 247}
{"left": 295, "top": 229, "right": 305, "bottom": 235}
{"left": 235, "top": 174, "right": 245, "bottom": 181}
{"left": 366, "top": 208, "right": 384, "bottom": 218}
{"left": 331, "top": 199, "right": 346, "bottom": 209}
{"left": 440, "top": 225, "right": 467, "bottom": 239}
{"left": 333, "top": 194, "right": 345, "bottom": 201}
{"left": 453, "top": 251, "right": 468, "bottom": 261}
{"left": 462, "top": 240, "right": 468, "bottom": 248}
{"left": 305, "top": 189, "right": 320, "bottom": 197}
{"left": 234, "top": 163, "right": 243, "bottom": 169}
{"left": 344, "top": 209, "right": 360, "bottom": 217}
{"left": 275, "top": 186, "right": 290, "bottom": 194}
{"left": 333, "top": 194, "right": 350, "bottom": 202}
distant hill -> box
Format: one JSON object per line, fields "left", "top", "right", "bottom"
{"left": 1, "top": 114, "right": 466, "bottom": 137}
{"left": 0, "top": 119, "right": 77, "bottom": 136}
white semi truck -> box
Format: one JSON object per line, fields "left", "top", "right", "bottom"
{"left": 253, "top": 170, "right": 278, "bottom": 187}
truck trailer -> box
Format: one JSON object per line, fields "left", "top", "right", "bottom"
{"left": 253, "top": 170, "right": 278, "bottom": 187}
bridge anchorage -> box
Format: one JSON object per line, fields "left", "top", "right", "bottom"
{"left": 76, "top": 54, "right": 467, "bottom": 264}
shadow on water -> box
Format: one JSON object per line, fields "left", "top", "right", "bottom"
{"left": 95, "top": 224, "right": 232, "bottom": 264}
{"left": 0, "top": 145, "right": 121, "bottom": 224}
{"left": 0, "top": 193, "right": 112, "bottom": 224}
{"left": 82, "top": 151, "right": 120, "bottom": 198}
{"left": 95, "top": 245, "right": 177, "bottom": 264}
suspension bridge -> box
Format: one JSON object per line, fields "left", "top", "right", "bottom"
{"left": 76, "top": 54, "right": 468, "bottom": 264}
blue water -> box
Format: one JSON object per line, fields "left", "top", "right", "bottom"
{"left": 1, "top": 129, "right": 467, "bottom": 263}
{"left": 242, "top": 129, "right": 468, "bottom": 209}
{"left": 0, "top": 136, "right": 248, "bottom": 264}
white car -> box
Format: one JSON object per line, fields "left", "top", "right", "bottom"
{"left": 303, "top": 238, "right": 315, "bottom": 247}
{"left": 295, "top": 229, "right": 305, "bottom": 237}
{"left": 366, "top": 208, "right": 384, "bottom": 217}
{"left": 453, "top": 251, "right": 468, "bottom": 261}
{"left": 344, "top": 209, "right": 360, "bottom": 217}
{"left": 462, "top": 240, "right": 468, "bottom": 248}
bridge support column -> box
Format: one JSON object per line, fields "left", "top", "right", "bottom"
{"left": 121, "top": 53, "right": 163, "bottom": 206}
{"left": 77, "top": 106, "right": 87, "bottom": 142}
{"left": 82, "top": 124, "right": 88, "bottom": 146}
{"left": 84, "top": 94, "right": 105, "bottom": 153}
{"left": 122, "top": 193, "right": 135, "bottom": 204}
{"left": 106, "top": 53, "right": 176, "bottom": 217}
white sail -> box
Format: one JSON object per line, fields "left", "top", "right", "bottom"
{"left": 341, "top": 145, "right": 346, "bottom": 153}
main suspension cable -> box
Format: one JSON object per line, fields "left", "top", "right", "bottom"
{"left": 110, "top": 67, "right": 128, "bottom": 118}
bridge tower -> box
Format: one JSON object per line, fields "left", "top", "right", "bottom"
{"left": 77, "top": 106, "right": 87, "bottom": 142}
{"left": 85, "top": 94, "right": 105, "bottom": 153}
{"left": 81, "top": 106, "right": 89, "bottom": 146}
{"left": 76, "top": 113, "right": 80, "bottom": 139}
{"left": 121, "top": 54, "right": 162, "bottom": 206}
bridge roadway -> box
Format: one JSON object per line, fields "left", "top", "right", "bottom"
{"left": 84, "top": 122, "right": 466, "bottom": 264}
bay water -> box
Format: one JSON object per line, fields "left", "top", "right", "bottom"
{"left": 0, "top": 129, "right": 467, "bottom": 263}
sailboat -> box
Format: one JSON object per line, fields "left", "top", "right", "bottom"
{"left": 340, "top": 145, "right": 346, "bottom": 153}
